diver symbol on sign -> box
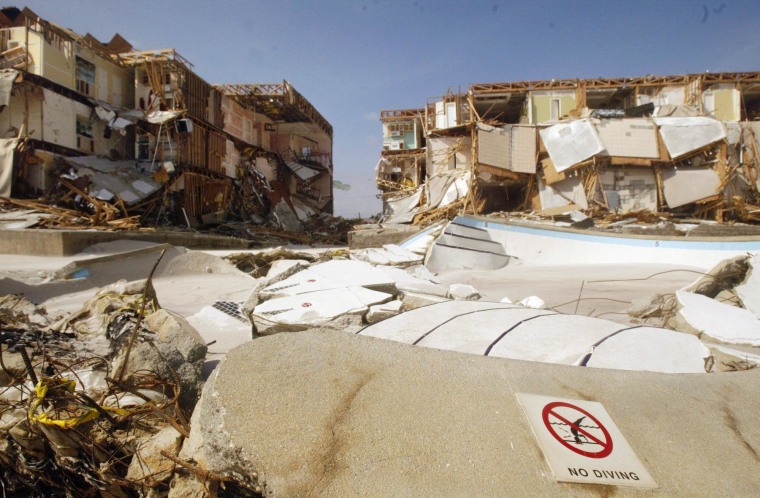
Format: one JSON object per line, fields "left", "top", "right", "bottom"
{"left": 542, "top": 401, "right": 613, "bottom": 458}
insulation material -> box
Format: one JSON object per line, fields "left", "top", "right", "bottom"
{"left": 596, "top": 119, "right": 659, "bottom": 158}
{"left": 0, "top": 138, "right": 17, "bottom": 197}
{"left": 62, "top": 156, "right": 161, "bottom": 205}
{"left": 600, "top": 168, "right": 657, "bottom": 212}
{"left": 426, "top": 171, "right": 470, "bottom": 209}
{"left": 653, "top": 117, "right": 726, "bottom": 159}
{"left": 661, "top": 166, "right": 721, "bottom": 208}
{"left": 539, "top": 119, "right": 605, "bottom": 172}
{"left": 0, "top": 70, "right": 18, "bottom": 107}
{"left": 537, "top": 173, "right": 588, "bottom": 210}
{"left": 384, "top": 189, "right": 421, "bottom": 225}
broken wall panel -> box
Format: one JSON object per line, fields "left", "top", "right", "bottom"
{"left": 539, "top": 119, "right": 605, "bottom": 172}
{"left": 182, "top": 172, "right": 232, "bottom": 216}
{"left": 596, "top": 119, "right": 659, "bottom": 159}
{"left": 537, "top": 174, "right": 588, "bottom": 211}
{"left": 541, "top": 157, "right": 567, "bottom": 185}
{"left": 477, "top": 123, "right": 509, "bottom": 170}
{"left": 509, "top": 125, "right": 537, "bottom": 174}
{"left": 653, "top": 116, "right": 726, "bottom": 159}
{"left": 661, "top": 166, "right": 721, "bottom": 208}
{"left": 181, "top": 123, "right": 226, "bottom": 175}
{"left": 0, "top": 138, "right": 17, "bottom": 196}
{"left": 427, "top": 136, "right": 472, "bottom": 176}
{"left": 477, "top": 124, "right": 536, "bottom": 174}
{"left": 600, "top": 168, "right": 657, "bottom": 212}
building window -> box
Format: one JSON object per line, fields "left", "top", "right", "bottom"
{"left": 550, "top": 98, "right": 561, "bottom": 121}
{"left": 76, "top": 115, "right": 94, "bottom": 153}
{"left": 75, "top": 56, "right": 96, "bottom": 96}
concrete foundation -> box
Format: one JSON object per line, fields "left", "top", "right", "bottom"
{"left": 0, "top": 229, "right": 258, "bottom": 256}
{"left": 348, "top": 224, "right": 423, "bottom": 249}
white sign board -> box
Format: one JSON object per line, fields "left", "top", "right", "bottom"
{"left": 516, "top": 393, "right": 657, "bottom": 488}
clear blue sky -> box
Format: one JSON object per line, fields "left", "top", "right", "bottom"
{"left": 21, "top": 0, "right": 760, "bottom": 217}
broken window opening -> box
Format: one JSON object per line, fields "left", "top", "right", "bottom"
{"left": 76, "top": 115, "right": 94, "bottom": 153}
{"left": 75, "top": 56, "right": 96, "bottom": 96}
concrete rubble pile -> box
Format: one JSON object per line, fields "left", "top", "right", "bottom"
{"left": 225, "top": 242, "right": 481, "bottom": 336}
{"left": 173, "top": 331, "right": 760, "bottom": 497}
{"left": 629, "top": 252, "right": 760, "bottom": 368}
{"left": 2, "top": 225, "right": 760, "bottom": 495}
{"left": 0, "top": 278, "right": 223, "bottom": 497}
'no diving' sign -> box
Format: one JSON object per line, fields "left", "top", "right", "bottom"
{"left": 517, "top": 393, "right": 657, "bottom": 488}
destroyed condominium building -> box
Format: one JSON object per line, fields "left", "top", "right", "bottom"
{"left": 0, "top": 7, "right": 333, "bottom": 230}
{"left": 376, "top": 72, "right": 760, "bottom": 226}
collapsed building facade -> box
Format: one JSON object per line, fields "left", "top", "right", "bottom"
{"left": 0, "top": 7, "right": 333, "bottom": 230}
{"left": 377, "top": 71, "right": 760, "bottom": 226}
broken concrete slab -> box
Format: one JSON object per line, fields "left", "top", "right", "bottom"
{"left": 366, "top": 300, "right": 403, "bottom": 324}
{"left": 399, "top": 290, "right": 451, "bottom": 310}
{"left": 735, "top": 253, "right": 760, "bottom": 318}
{"left": 183, "top": 330, "right": 760, "bottom": 496}
{"left": 518, "top": 295, "right": 547, "bottom": 309}
{"left": 259, "top": 259, "right": 396, "bottom": 300}
{"left": 348, "top": 223, "right": 423, "bottom": 249}
{"left": 447, "top": 283, "right": 480, "bottom": 300}
{"left": 375, "top": 265, "right": 449, "bottom": 297}
{"left": 361, "top": 301, "right": 708, "bottom": 373}
{"left": 144, "top": 309, "right": 207, "bottom": 366}
{"left": 252, "top": 286, "right": 393, "bottom": 334}
{"left": 266, "top": 258, "right": 310, "bottom": 280}
{"left": 350, "top": 244, "right": 423, "bottom": 267}
{"left": 675, "top": 290, "right": 760, "bottom": 346}
{"left": 126, "top": 426, "right": 182, "bottom": 488}
{"left": 583, "top": 327, "right": 710, "bottom": 373}
{"left": 186, "top": 304, "right": 252, "bottom": 377}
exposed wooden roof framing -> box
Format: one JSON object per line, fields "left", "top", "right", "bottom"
{"left": 470, "top": 72, "right": 760, "bottom": 94}
{"left": 114, "top": 48, "right": 194, "bottom": 70}
{"left": 2, "top": 8, "right": 129, "bottom": 68}
{"left": 380, "top": 148, "right": 426, "bottom": 158}
{"left": 380, "top": 109, "right": 424, "bottom": 120}
{"left": 215, "top": 81, "right": 333, "bottom": 138}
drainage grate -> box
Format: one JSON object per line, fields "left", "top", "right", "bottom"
{"left": 212, "top": 301, "right": 249, "bottom": 323}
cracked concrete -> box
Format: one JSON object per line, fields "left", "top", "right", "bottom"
{"left": 187, "top": 330, "right": 760, "bottom": 497}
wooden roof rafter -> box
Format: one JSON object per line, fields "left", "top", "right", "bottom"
{"left": 470, "top": 71, "right": 760, "bottom": 95}
{"left": 113, "top": 48, "right": 194, "bottom": 70}
{"left": 215, "top": 81, "right": 333, "bottom": 138}
{"left": 380, "top": 109, "right": 424, "bottom": 120}
{"left": 380, "top": 148, "right": 426, "bottom": 158}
